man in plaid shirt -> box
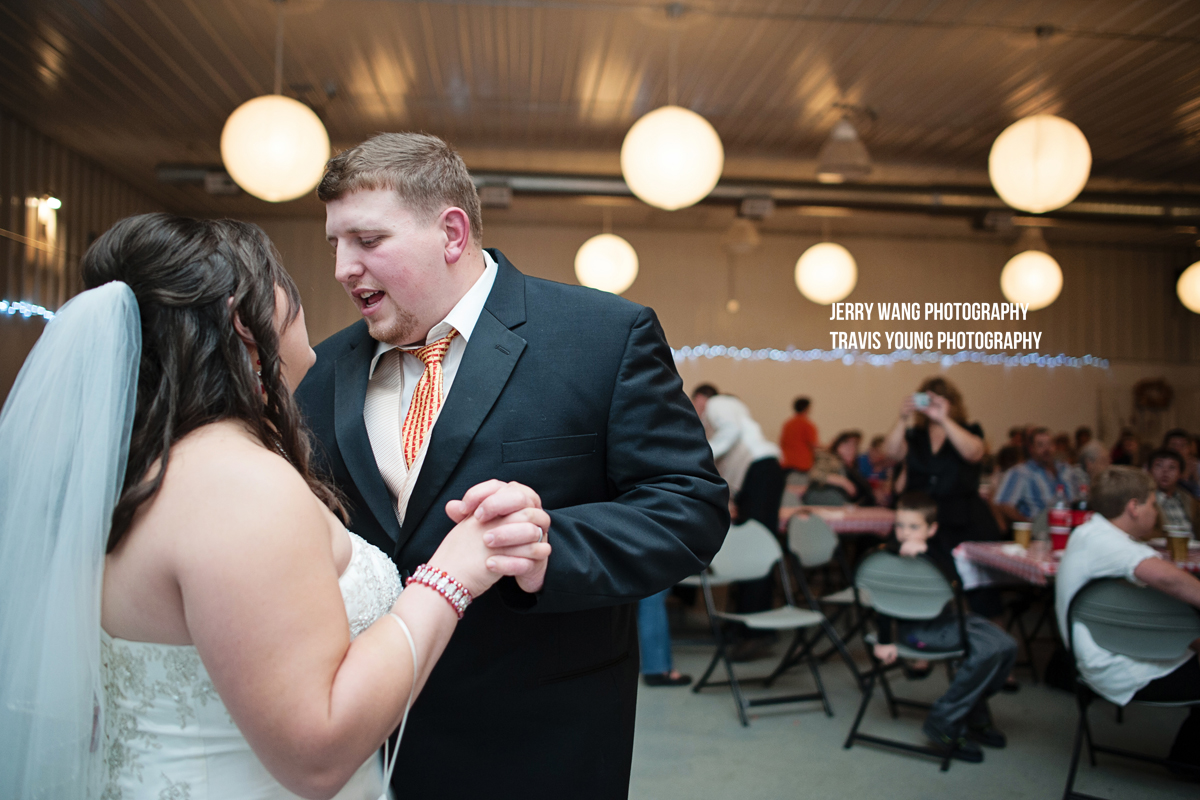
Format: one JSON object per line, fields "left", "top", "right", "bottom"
{"left": 996, "top": 427, "right": 1086, "bottom": 524}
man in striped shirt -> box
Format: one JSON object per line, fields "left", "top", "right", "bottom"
{"left": 996, "top": 427, "right": 1086, "bottom": 523}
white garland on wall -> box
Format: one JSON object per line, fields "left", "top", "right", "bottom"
{"left": 672, "top": 344, "right": 1110, "bottom": 370}
{"left": 0, "top": 299, "right": 55, "bottom": 321}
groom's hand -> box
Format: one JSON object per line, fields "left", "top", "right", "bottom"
{"left": 446, "top": 480, "right": 551, "bottom": 593}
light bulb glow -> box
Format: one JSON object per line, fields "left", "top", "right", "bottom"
{"left": 1177, "top": 261, "right": 1200, "bottom": 313}
{"left": 989, "top": 114, "right": 1091, "bottom": 214}
{"left": 220, "top": 95, "right": 331, "bottom": 202}
{"left": 794, "top": 242, "right": 857, "bottom": 304}
{"left": 574, "top": 233, "right": 639, "bottom": 294}
{"left": 1000, "top": 249, "right": 1063, "bottom": 310}
{"left": 620, "top": 106, "right": 724, "bottom": 210}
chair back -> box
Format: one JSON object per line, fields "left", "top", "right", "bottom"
{"left": 801, "top": 485, "right": 847, "bottom": 506}
{"left": 855, "top": 550, "right": 953, "bottom": 621}
{"left": 1069, "top": 578, "right": 1200, "bottom": 661}
{"left": 706, "top": 519, "right": 784, "bottom": 583}
{"left": 787, "top": 514, "right": 838, "bottom": 569}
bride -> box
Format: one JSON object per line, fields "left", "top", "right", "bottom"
{"left": 0, "top": 214, "right": 551, "bottom": 800}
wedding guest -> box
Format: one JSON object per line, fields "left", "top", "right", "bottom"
{"left": 808, "top": 431, "right": 875, "bottom": 506}
{"left": 1056, "top": 467, "right": 1200, "bottom": 773}
{"left": 1148, "top": 448, "right": 1198, "bottom": 537}
{"left": 1078, "top": 440, "right": 1111, "bottom": 486}
{"left": 883, "top": 377, "right": 1000, "bottom": 551}
{"left": 995, "top": 427, "right": 1086, "bottom": 524}
{"left": 871, "top": 493, "right": 1017, "bottom": 764}
{"left": 1163, "top": 428, "right": 1200, "bottom": 497}
{"left": 1111, "top": 428, "right": 1142, "bottom": 466}
{"left": 780, "top": 396, "right": 819, "bottom": 475}
{"left": 637, "top": 590, "right": 691, "bottom": 687}
{"left": 1075, "top": 426, "right": 1094, "bottom": 453}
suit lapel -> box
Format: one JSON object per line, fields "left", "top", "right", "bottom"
{"left": 334, "top": 331, "right": 402, "bottom": 543}
{"left": 399, "top": 253, "right": 528, "bottom": 544}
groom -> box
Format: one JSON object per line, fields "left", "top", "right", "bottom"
{"left": 295, "top": 132, "right": 728, "bottom": 799}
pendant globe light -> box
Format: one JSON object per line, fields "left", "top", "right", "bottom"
{"left": 989, "top": 114, "right": 1091, "bottom": 214}
{"left": 221, "top": 1, "right": 330, "bottom": 202}
{"left": 575, "top": 212, "right": 638, "bottom": 294}
{"left": 1000, "top": 228, "right": 1062, "bottom": 310}
{"left": 619, "top": 14, "right": 723, "bottom": 210}
{"left": 1177, "top": 261, "right": 1200, "bottom": 313}
{"left": 795, "top": 241, "right": 857, "bottom": 305}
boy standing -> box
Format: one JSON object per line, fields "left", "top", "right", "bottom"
{"left": 873, "top": 493, "right": 1018, "bottom": 763}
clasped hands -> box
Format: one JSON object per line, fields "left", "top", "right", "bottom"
{"left": 443, "top": 480, "right": 551, "bottom": 594}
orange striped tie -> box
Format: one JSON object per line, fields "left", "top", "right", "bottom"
{"left": 400, "top": 329, "right": 458, "bottom": 468}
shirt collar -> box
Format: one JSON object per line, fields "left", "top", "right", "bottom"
{"left": 368, "top": 251, "right": 499, "bottom": 377}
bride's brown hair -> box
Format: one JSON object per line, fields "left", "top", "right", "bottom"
{"left": 82, "top": 213, "right": 344, "bottom": 552}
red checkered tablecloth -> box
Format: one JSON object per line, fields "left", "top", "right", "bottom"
{"left": 778, "top": 506, "right": 895, "bottom": 536}
{"left": 955, "top": 540, "right": 1200, "bottom": 588}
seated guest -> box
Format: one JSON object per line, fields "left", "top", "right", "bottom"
{"left": 780, "top": 396, "right": 819, "bottom": 475}
{"left": 1075, "top": 426, "right": 1093, "bottom": 453}
{"left": 1148, "top": 448, "right": 1198, "bottom": 538}
{"left": 995, "top": 427, "right": 1086, "bottom": 524}
{"left": 1111, "top": 428, "right": 1142, "bottom": 466}
{"left": 858, "top": 435, "right": 895, "bottom": 505}
{"left": 1163, "top": 428, "right": 1200, "bottom": 498}
{"left": 1078, "top": 440, "right": 1111, "bottom": 487}
{"left": 807, "top": 431, "right": 875, "bottom": 506}
{"left": 1054, "top": 432, "right": 1076, "bottom": 465}
{"left": 1055, "top": 467, "right": 1200, "bottom": 771}
{"left": 872, "top": 493, "right": 1018, "bottom": 763}
{"left": 1006, "top": 426, "right": 1027, "bottom": 453}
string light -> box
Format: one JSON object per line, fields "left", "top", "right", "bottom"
{"left": 0, "top": 299, "right": 55, "bottom": 321}
{"left": 672, "top": 344, "right": 1109, "bottom": 370}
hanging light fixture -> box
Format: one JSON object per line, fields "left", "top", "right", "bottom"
{"left": 575, "top": 212, "right": 639, "bottom": 295}
{"left": 816, "top": 118, "right": 872, "bottom": 184}
{"left": 619, "top": 10, "right": 723, "bottom": 210}
{"left": 1000, "top": 227, "right": 1062, "bottom": 310}
{"left": 1177, "top": 260, "right": 1200, "bottom": 313}
{"left": 795, "top": 242, "right": 857, "bottom": 305}
{"left": 988, "top": 114, "right": 1091, "bottom": 214}
{"left": 220, "top": 1, "right": 330, "bottom": 202}
{"left": 620, "top": 107, "right": 723, "bottom": 211}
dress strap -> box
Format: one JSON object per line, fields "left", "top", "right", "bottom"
{"left": 379, "top": 613, "right": 417, "bottom": 800}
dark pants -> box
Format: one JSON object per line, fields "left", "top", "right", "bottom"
{"left": 1132, "top": 654, "right": 1200, "bottom": 765}
{"left": 898, "top": 614, "right": 1018, "bottom": 735}
{"left": 730, "top": 457, "right": 786, "bottom": 635}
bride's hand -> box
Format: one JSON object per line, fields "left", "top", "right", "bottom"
{"left": 427, "top": 507, "right": 551, "bottom": 598}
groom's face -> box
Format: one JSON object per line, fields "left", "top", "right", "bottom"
{"left": 326, "top": 188, "right": 450, "bottom": 346}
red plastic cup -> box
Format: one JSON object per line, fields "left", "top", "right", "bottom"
{"left": 1050, "top": 526, "right": 1071, "bottom": 551}
{"left": 1048, "top": 509, "right": 1072, "bottom": 528}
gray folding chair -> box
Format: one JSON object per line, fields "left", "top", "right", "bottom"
{"left": 1062, "top": 579, "right": 1200, "bottom": 799}
{"left": 843, "top": 549, "right": 969, "bottom": 771}
{"left": 687, "top": 519, "right": 838, "bottom": 726}
{"left": 788, "top": 514, "right": 873, "bottom": 651}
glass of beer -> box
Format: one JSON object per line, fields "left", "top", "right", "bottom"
{"left": 1012, "top": 521, "right": 1033, "bottom": 549}
{"left": 1166, "top": 526, "right": 1192, "bottom": 564}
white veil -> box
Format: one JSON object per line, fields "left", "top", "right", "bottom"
{"left": 0, "top": 282, "right": 140, "bottom": 799}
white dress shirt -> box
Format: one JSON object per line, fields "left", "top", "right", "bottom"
{"left": 363, "top": 251, "right": 498, "bottom": 525}
{"left": 702, "top": 394, "right": 781, "bottom": 494}
{"left": 1054, "top": 514, "right": 1191, "bottom": 705}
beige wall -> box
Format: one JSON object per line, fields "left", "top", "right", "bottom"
{"left": 258, "top": 216, "right": 1198, "bottom": 452}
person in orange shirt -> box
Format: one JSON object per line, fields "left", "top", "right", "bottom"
{"left": 780, "top": 397, "right": 819, "bottom": 473}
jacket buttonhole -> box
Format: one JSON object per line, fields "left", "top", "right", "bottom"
{"left": 495, "top": 344, "right": 510, "bottom": 355}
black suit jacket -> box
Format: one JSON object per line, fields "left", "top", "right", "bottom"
{"left": 295, "top": 250, "right": 728, "bottom": 799}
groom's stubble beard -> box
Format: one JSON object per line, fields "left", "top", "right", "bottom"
{"left": 368, "top": 303, "right": 420, "bottom": 347}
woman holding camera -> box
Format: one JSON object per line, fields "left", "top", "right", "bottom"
{"left": 883, "top": 377, "right": 1002, "bottom": 552}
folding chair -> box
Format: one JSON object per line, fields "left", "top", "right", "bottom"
{"left": 843, "top": 549, "right": 969, "bottom": 771}
{"left": 688, "top": 519, "right": 838, "bottom": 726}
{"left": 787, "top": 514, "right": 873, "bottom": 652}
{"left": 1062, "top": 579, "right": 1200, "bottom": 800}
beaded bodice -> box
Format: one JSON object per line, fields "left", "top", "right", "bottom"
{"left": 100, "top": 532, "right": 401, "bottom": 800}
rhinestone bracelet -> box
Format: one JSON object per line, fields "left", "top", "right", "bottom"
{"left": 407, "top": 564, "right": 473, "bottom": 619}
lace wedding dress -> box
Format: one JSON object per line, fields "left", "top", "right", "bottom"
{"left": 100, "top": 532, "right": 402, "bottom": 800}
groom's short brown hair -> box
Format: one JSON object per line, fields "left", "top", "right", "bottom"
{"left": 317, "top": 132, "right": 482, "bottom": 244}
